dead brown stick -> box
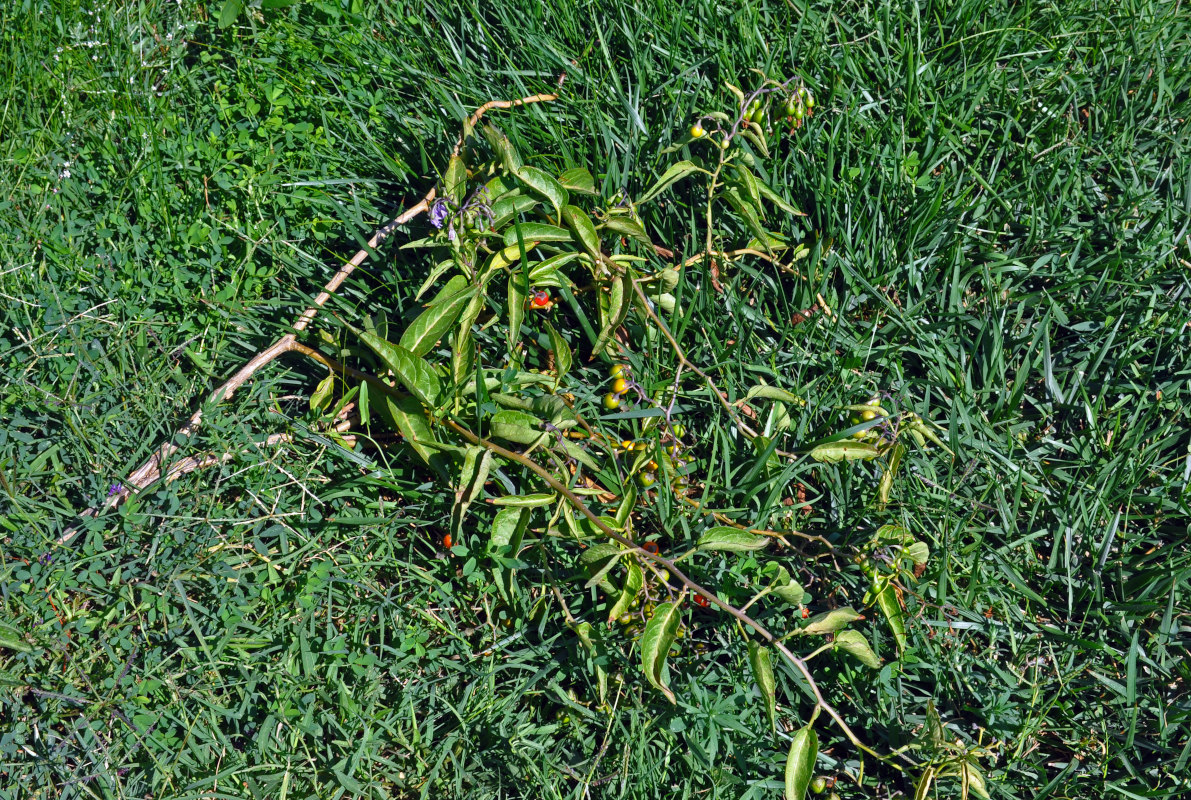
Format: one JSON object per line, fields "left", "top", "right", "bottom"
{"left": 57, "top": 93, "right": 558, "bottom": 545}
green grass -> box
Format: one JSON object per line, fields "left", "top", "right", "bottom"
{"left": 2, "top": 0, "right": 1189, "bottom": 798}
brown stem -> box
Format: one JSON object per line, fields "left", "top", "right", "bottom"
{"left": 442, "top": 418, "right": 884, "bottom": 759}
{"left": 57, "top": 92, "right": 559, "bottom": 544}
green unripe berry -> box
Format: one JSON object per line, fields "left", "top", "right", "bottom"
{"left": 810, "top": 776, "right": 828, "bottom": 794}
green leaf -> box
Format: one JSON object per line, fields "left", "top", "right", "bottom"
{"left": 724, "top": 82, "right": 746, "bottom": 106}
{"left": 696, "top": 526, "right": 769, "bottom": 552}
{"left": 450, "top": 445, "right": 492, "bottom": 541}
{"left": 491, "top": 505, "right": 530, "bottom": 554}
{"left": 452, "top": 291, "right": 485, "bottom": 386}
{"left": 747, "top": 641, "right": 777, "bottom": 733}
{"left": 516, "top": 165, "right": 569, "bottom": 220}
{"left": 444, "top": 154, "right": 467, "bottom": 205}
{"left": 833, "top": 630, "right": 882, "bottom": 668}
{"left": 874, "top": 583, "right": 908, "bottom": 653}
{"left": 218, "top": 0, "right": 245, "bottom": 29}
{"left": 482, "top": 242, "right": 537, "bottom": 277}
{"left": 557, "top": 167, "right": 598, "bottom": 194}
{"left": 484, "top": 124, "right": 522, "bottom": 172}
{"left": 501, "top": 222, "right": 573, "bottom": 247}
{"left": 756, "top": 179, "right": 805, "bottom": 217}
{"left": 963, "top": 762, "right": 991, "bottom": 800}
{"left": 399, "top": 279, "right": 475, "bottom": 357}
{"left": 544, "top": 320, "right": 572, "bottom": 385}
{"left": 639, "top": 160, "right": 701, "bottom": 204}
{"left": 491, "top": 493, "right": 555, "bottom": 507}
{"left": 0, "top": 622, "right": 32, "bottom": 653}
{"left": 800, "top": 607, "right": 863, "bottom": 636}
{"left": 808, "top": 441, "right": 882, "bottom": 463}
{"left": 722, "top": 185, "right": 770, "bottom": 253}
{"left": 784, "top": 724, "right": 818, "bottom": 800}
{"left": 740, "top": 124, "right": 770, "bottom": 158}
{"left": 580, "top": 543, "right": 624, "bottom": 589}
{"left": 529, "top": 252, "right": 580, "bottom": 286}
{"left": 733, "top": 164, "right": 764, "bottom": 216}
{"left": 746, "top": 385, "right": 807, "bottom": 406}
{"left": 641, "top": 601, "right": 682, "bottom": 703}
{"left": 489, "top": 409, "right": 548, "bottom": 447}
{"left": 593, "top": 274, "right": 630, "bottom": 355}
{"left": 878, "top": 441, "right": 906, "bottom": 511}
{"left": 562, "top": 205, "right": 602, "bottom": 261}
{"left": 357, "top": 331, "right": 442, "bottom": 407}
{"left": 601, "top": 216, "right": 653, "bottom": 248}
{"left": 507, "top": 271, "right": 526, "bottom": 365}
{"left": 906, "top": 541, "right": 930, "bottom": 565}
{"left": 608, "top": 559, "right": 644, "bottom": 623}
{"left": 490, "top": 192, "right": 538, "bottom": 229}
{"left": 310, "top": 373, "right": 335, "bottom": 414}
{"left": 375, "top": 391, "right": 447, "bottom": 477}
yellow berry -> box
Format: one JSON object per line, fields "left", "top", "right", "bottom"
{"left": 603, "top": 393, "right": 621, "bottom": 411}
{"left": 611, "top": 377, "right": 628, "bottom": 395}
{"left": 609, "top": 364, "right": 629, "bottom": 378}
{"left": 689, "top": 123, "right": 705, "bottom": 138}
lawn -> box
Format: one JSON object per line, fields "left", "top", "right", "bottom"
{"left": 1, "top": 1, "right": 1189, "bottom": 798}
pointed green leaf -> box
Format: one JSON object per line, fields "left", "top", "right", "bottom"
{"left": 906, "top": 541, "right": 930, "bottom": 566}
{"left": 490, "top": 192, "right": 538, "bottom": 229}
{"left": 507, "top": 271, "right": 526, "bottom": 364}
{"left": 834, "top": 630, "right": 881, "bottom": 668}
{"left": 444, "top": 154, "right": 467, "bottom": 205}
{"left": 310, "top": 373, "right": 335, "bottom": 414}
{"left": 878, "top": 441, "right": 906, "bottom": 510}
{"left": 784, "top": 724, "right": 818, "bottom": 800}
{"left": 756, "top": 179, "right": 805, "bottom": 216}
{"left": 639, "top": 160, "right": 701, "bottom": 204}
{"left": 808, "top": 441, "right": 882, "bottom": 463}
{"left": 501, "top": 222, "right": 572, "bottom": 247}
{"left": 491, "top": 493, "right": 556, "bottom": 507}
{"left": 529, "top": 252, "right": 581, "bottom": 286}
{"left": 450, "top": 445, "right": 492, "bottom": 539}
{"left": 747, "top": 641, "right": 777, "bottom": 733}
{"left": 593, "top": 274, "right": 630, "bottom": 355}
{"left": 601, "top": 216, "right": 653, "bottom": 248}
{"left": 557, "top": 167, "right": 597, "bottom": 194}
{"left": 580, "top": 543, "right": 625, "bottom": 589}
{"left": 641, "top": 601, "right": 682, "bottom": 704}
{"left": 516, "top": 165, "right": 568, "bottom": 219}
{"left": 489, "top": 409, "right": 548, "bottom": 447}
{"left": 399, "top": 281, "right": 476, "bottom": 357}
{"left": 746, "top": 385, "right": 807, "bottom": 406}
{"left": 0, "top": 622, "right": 32, "bottom": 653}
{"left": 218, "top": 0, "right": 244, "bottom": 29}
{"left": 733, "top": 164, "right": 764, "bottom": 215}
{"left": 483, "top": 124, "right": 522, "bottom": 172}
{"left": 357, "top": 331, "right": 441, "bottom": 407}
{"left": 562, "top": 204, "right": 602, "bottom": 260}
{"left": 722, "top": 185, "right": 770, "bottom": 253}
{"left": 874, "top": 583, "right": 908, "bottom": 653}
{"left": 740, "top": 124, "right": 770, "bottom": 158}
{"left": 800, "top": 606, "right": 863, "bottom": 636}
{"left": 696, "top": 526, "right": 769, "bottom": 553}
{"left": 544, "top": 320, "right": 572, "bottom": 385}
{"left": 375, "top": 391, "right": 447, "bottom": 477}
{"left": 608, "top": 559, "right": 644, "bottom": 623}
{"left": 490, "top": 505, "right": 530, "bottom": 553}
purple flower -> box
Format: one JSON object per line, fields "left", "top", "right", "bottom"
{"left": 429, "top": 198, "right": 451, "bottom": 229}
{"left": 107, "top": 482, "right": 124, "bottom": 497}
